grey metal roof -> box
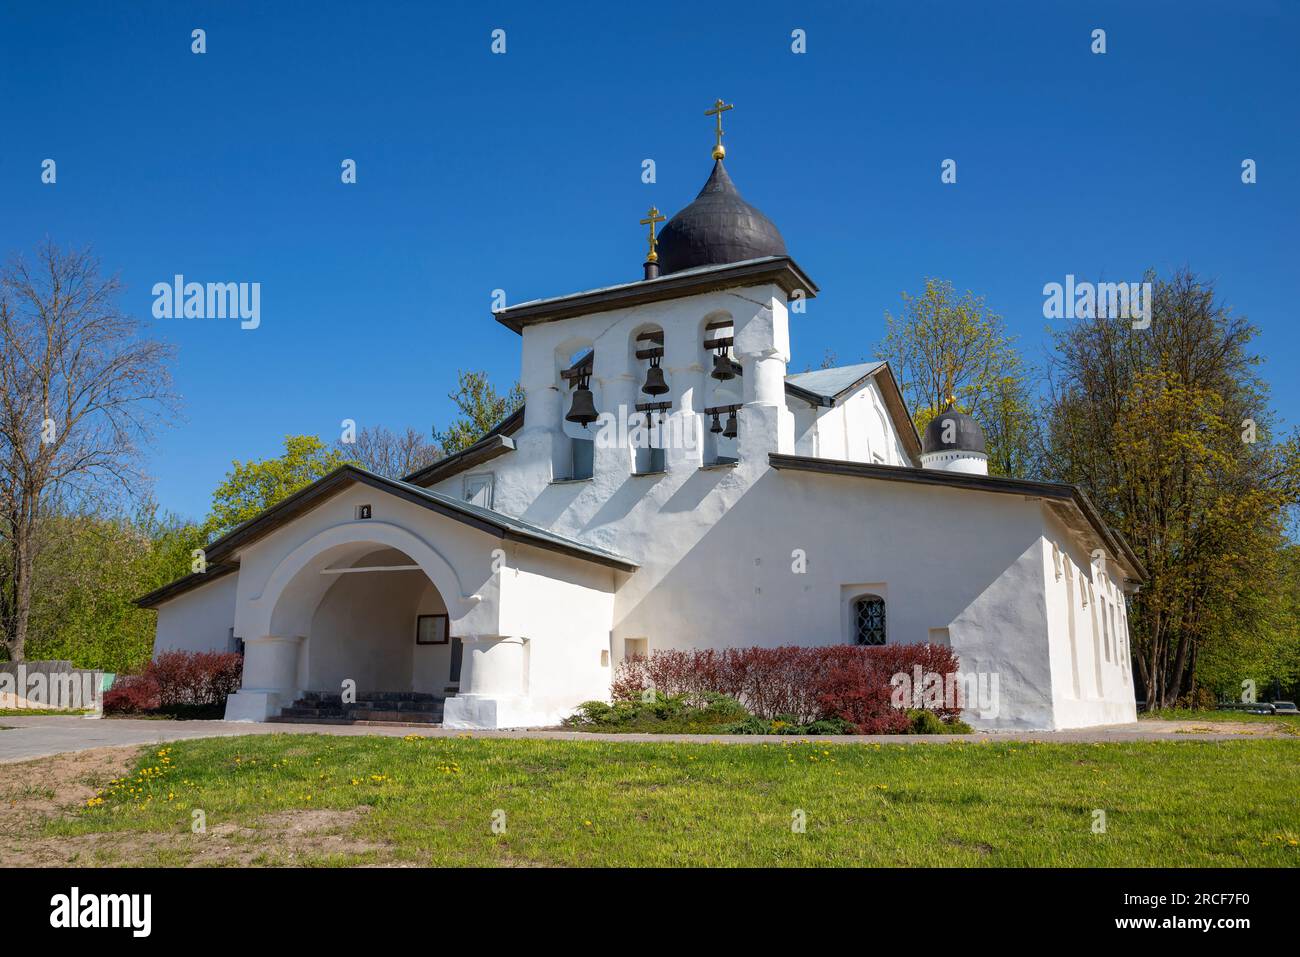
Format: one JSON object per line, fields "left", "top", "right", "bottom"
{"left": 388, "top": 475, "right": 637, "bottom": 569}
{"left": 785, "top": 361, "right": 885, "bottom": 401}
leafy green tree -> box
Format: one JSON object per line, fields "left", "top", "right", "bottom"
{"left": 26, "top": 503, "right": 200, "bottom": 673}
{"left": 876, "top": 278, "right": 1038, "bottom": 477}
{"left": 1045, "top": 268, "right": 1300, "bottom": 707}
{"left": 203, "top": 435, "right": 352, "bottom": 540}
{"left": 1196, "top": 542, "right": 1300, "bottom": 703}
{"left": 432, "top": 370, "right": 524, "bottom": 456}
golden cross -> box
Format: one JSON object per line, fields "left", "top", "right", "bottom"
{"left": 639, "top": 205, "right": 666, "bottom": 261}
{"left": 704, "top": 98, "right": 734, "bottom": 159}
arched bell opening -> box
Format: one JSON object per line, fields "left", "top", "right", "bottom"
{"left": 700, "top": 312, "right": 740, "bottom": 465}
{"left": 630, "top": 323, "right": 668, "bottom": 474}
{"left": 557, "top": 343, "right": 597, "bottom": 480}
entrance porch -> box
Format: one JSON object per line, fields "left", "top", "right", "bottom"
{"left": 196, "top": 468, "right": 631, "bottom": 728}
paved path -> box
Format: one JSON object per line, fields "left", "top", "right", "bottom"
{"left": 0, "top": 714, "right": 1282, "bottom": 764}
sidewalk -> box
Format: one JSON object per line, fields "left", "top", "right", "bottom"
{"left": 0, "top": 714, "right": 1275, "bottom": 764}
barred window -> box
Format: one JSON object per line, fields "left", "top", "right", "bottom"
{"left": 853, "top": 595, "right": 886, "bottom": 646}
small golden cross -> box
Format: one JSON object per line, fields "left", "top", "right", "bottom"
{"left": 639, "top": 205, "right": 666, "bottom": 261}
{"left": 704, "top": 98, "right": 734, "bottom": 159}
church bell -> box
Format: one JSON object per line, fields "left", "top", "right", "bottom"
{"left": 641, "top": 356, "right": 669, "bottom": 396}
{"left": 709, "top": 412, "right": 723, "bottom": 434}
{"left": 722, "top": 409, "right": 738, "bottom": 439}
{"left": 566, "top": 377, "right": 598, "bottom": 428}
{"left": 710, "top": 350, "right": 736, "bottom": 380}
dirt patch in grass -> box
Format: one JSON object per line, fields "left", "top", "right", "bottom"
{"left": 0, "top": 745, "right": 139, "bottom": 836}
{"left": 1140, "top": 719, "right": 1295, "bottom": 737}
{"left": 0, "top": 746, "right": 392, "bottom": 867}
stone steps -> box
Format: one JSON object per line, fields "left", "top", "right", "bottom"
{"left": 269, "top": 691, "right": 449, "bottom": 726}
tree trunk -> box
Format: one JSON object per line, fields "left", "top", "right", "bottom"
{"left": 7, "top": 520, "right": 32, "bottom": 661}
{"left": 1169, "top": 631, "right": 1193, "bottom": 707}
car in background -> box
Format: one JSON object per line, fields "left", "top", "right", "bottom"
{"left": 1218, "top": 701, "right": 1277, "bottom": 715}
{"left": 1271, "top": 700, "right": 1299, "bottom": 715}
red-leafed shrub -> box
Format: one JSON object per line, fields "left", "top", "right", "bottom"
{"left": 612, "top": 644, "right": 965, "bottom": 732}
{"left": 103, "top": 651, "right": 243, "bottom": 714}
{"left": 813, "top": 643, "right": 965, "bottom": 730}
{"left": 102, "top": 674, "right": 161, "bottom": 714}
{"left": 148, "top": 650, "right": 244, "bottom": 707}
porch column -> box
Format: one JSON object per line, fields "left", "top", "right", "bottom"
{"left": 442, "top": 635, "right": 545, "bottom": 729}
{"left": 224, "top": 634, "right": 304, "bottom": 721}
{"left": 460, "top": 635, "right": 527, "bottom": 697}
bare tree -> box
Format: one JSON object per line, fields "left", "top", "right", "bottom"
{"left": 337, "top": 424, "right": 441, "bottom": 479}
{"left": 0, "top": 241, "right": 177, "bottom": 661}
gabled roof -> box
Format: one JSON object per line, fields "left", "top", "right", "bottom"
{"left": 136, "top": 464, "right": 637, "bottom": 608}
{"left": 133, "top": 562, "right": 239, "bottom": 609}
{"left": 493, "top": 256, "right": 818, "bottom": 333}
{"left": 783, "top": 361, "right": 923, "bottom": 464}
{"left": 768, "top": 452, "right": 1147, "bottom": 584}
{"left": 785, "top": 361, "right": 885, "bottom": 403}
{"left": 205, "top": 465, "right": 635, "bottom": 570}
{"left": 402, "top": 406, "right": 523, "bottom": 488}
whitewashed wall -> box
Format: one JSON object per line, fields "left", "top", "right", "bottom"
{"left": 794, "top": 378, "right": 908, "bottom": 466}
{"left": 1042, "top": 511, "right": 1138, "bottom": 728}
{"left": 152, "top": 573, "right": 239, "bottom": 656}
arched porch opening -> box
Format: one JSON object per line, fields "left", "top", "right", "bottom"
{"left": 298, "top": 544, "right": 462, "bottom": 697}
{"left": 229, "top": 532, "right": 473, "bottom": 721}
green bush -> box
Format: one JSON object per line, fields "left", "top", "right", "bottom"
{"left": 565, "top": 694, "right": 971, "bottom": 736}
{"left": 804, "top": 716, "right": 859, "bottom": 735}
{"left": 907, "top": 709, "right": 973, "bottom": 734}
{"left": 562, "top": 691, "right": 749, "bottom": 733}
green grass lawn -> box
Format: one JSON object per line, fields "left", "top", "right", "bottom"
{"left": 39, "top": 733, "right": 1300, "bottom": 867}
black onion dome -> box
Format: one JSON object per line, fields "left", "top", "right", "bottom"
{"left": 656, "top": 160, "right": 787, "bottom": 275}
{"left": 922, "top": 404, "right": 987, "bottom": 454}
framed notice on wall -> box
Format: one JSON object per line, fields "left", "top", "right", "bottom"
{"left": 415, "top": 613, "right": 449, "bottom": 645}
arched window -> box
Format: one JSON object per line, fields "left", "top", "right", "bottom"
{"left": 853, "top": 595, "right": 886, "bottom": 646}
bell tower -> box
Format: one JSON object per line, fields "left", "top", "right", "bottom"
{"left": 496, "top": 98, "right": 814, "bottom": 493}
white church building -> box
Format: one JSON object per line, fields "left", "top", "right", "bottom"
{"left": 139, "top": 120, "right": 1143, "bottom": 731}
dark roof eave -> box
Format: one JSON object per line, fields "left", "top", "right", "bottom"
{"left": 783, "top": 381, "right": 831, "bottom": 407}
{"left": 403, "top": 407, "right": 524, "bottom": 487}
{"left": 207, "top": 466, "right": 637, "bottom": 570}
{"left": 134, "top": 562, "right": 239, "bottom": 609}
{"left": 494, "top": 256, "right": 818, "bottom": 333}
{"left": 768, "top": 453, "right": 1148, "bottom": 583}
{"left": 136, "top": 467, "right": 638, "bottom": 607}
{"left": 403, "top": 434, "right": 515, "bottom": 487}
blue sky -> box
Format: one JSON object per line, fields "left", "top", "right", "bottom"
{"left": 3, "top": 0, "right": 1296, "bottom": 522}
